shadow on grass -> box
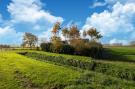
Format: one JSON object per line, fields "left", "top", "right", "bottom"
{"left": 101, "top": 48, "right": 135, "bottom": 63}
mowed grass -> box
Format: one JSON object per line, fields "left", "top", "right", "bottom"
{"left": 105, "top": 46, "right": 135, "bottom": 55}
{"left": 105, "top": 46, "right": 135, "bottom": 62}
{"left": 0, "top": 51, "right": 80, "bottom": 89}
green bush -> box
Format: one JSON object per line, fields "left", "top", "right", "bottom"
{"left": 74, "top": 41, "right": 103, "bottom": 58}
{"left": 61, "top": 45, "right": 74, "bottom": 54}
{"left": 86, "top": 41, "right": 103, "bottom": 59}
{"left": 40, "top": 43, "right": 53, "bottom": 52}
{"left": 40, "top": 41, "right": 103, "bottom": 59}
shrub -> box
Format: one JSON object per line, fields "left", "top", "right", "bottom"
{"left": 41, "top": 39, "right": 103, "bottom": 59}
{"left": 61, "top": 45, "right": 74, "bottom": 54}
{"left": 40, "top": 43, "right": 53, "bottom": 52}
{"left": 70, "top": 39, "right": 86, "bottom": 55}
{"left": 85, "top": 41, "right": 103, "bottom": 58}
{"left": 51, "top": 37, "right": 63, "bottom": 53}
{"left": 73, "top": 41, "right": 103, "bottom": 58}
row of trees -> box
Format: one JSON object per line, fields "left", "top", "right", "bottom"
{"left": 0, "top": 44, "right": 10, "bottom": 48}
{"left": 51, "top": 22, "right": 102, "bottom": 42}
{"left": 21, "top": 22, "right": 103, "bottom": 58}
{"left": 41, "top": 22, "right": 103, "bottom": 58}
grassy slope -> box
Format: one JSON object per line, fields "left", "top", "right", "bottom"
{"left": 23, "top": 51, "right": 135, "bottom": 82}
{"left": 0, "top": 52, "right": 80, "bottom": 89}
{"left": 17, "top": 51, "right": 135, "bottom": 88}
{"left": 1, "top": 48, "right": 135, "bottom": 89}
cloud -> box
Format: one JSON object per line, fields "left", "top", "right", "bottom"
{"left": 82, "top": 1, "right": 135, "bottom": 44}
{"left": 0, "top": 0, "right": 64, "bottom": 45}
{"left": 8, "top": 0, "right": 63, "bottom": 23}
{"left": 90, "top": 1, "right": 106, "bottom": 8}
{"left": 38, "top": 27, "right": 53, "bottom": 42}
{"left": 0, "top": 26, "right": 23, "bottom": 44}
{"left": 109, "top": 38, "right": 128, "bottom": 45}
{"left": 105, "top": 0, "right": 135, "bottom": 5}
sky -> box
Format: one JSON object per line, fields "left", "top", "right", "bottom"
{"left": 0, "top": 0, "right": 135, "bottom": 45}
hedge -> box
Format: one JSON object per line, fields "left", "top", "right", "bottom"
{"left": 18, "top": 52, "right": 135, "bottom": 81}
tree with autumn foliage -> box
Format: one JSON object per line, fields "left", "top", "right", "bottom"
{"left": 41, "top": 22, "right": 103, "bottom": 58}
{"left": 51, "top": 22, "right": 61, "bottom": 36}
{"left": 62, "top": 27, "right": 69, "bottom": 42}
{"left": 51, "top": 36, "right": 63, "bottom": 53}
{"left": 69, "top": 24, "right": 80, "bottom": 39}
{"left": 83, "top": 27, "right": 102, "bottom": 41}
{"left": 51, "top": 22, "right": 63, "bottom": 53}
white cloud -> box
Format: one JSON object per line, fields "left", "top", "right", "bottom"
{"left": 8, "top": 0, "right": 63, "bottom": 23}
{"left": 109, "top": 38, "right": 128, "bottom": 45}
{"left": 0, "top": 26, "right": 23, "bottom": 44}
{"left": 82, "top": 2, "right": 135, "bottom": 44}
{"left": 0, "top": 0, "right": 64, "bottom": 45}
{"left": 105, "top": 0, "right": 135, "bottom": 5}
{"left": 38, "top": 27, "right": 52, "bottom": 42}
{"left": 90, "top": 2, "right": 106, "bottom": 8}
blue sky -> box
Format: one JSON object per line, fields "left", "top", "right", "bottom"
{"left": 0, "top": 0, "right": 106, "bottom": 22}
{"left": 0, "top": 0, "right": 135, "bottom": 45}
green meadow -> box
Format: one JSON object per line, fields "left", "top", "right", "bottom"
{"left": 1, "top": 47, "right": 135, "bottom": 89}
{"left": 1, "top": 0, "right": 135, "bottom": 89}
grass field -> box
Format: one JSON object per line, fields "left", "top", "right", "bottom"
{"left": 104, "top": 47, "right": 135, "bottom": 62}
{"left": 0, "top": 52, "right": 81, "bottom": 89}
{"left": 1, "top": 47, "right": 135, "bottom": 89}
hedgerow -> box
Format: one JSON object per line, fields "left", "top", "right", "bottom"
{"left": 19, "top": 52, "right": 135, "bottom": 81}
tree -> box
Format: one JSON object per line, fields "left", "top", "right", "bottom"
{"left": 70, "top": 38, "right": 85, "bottom": 55}
{"left": 0, "top": 44, "right": 10, "bottom": 49}
{"left": 51, "top": 36, "right": 63, "bottom": 53}
{"left": 62, "top": 27, "right": 69, "bottom": 41}
{"left": 96, "top": 34, "right": 102, "bottom": 41}
{"left": 83, "top": 30, "right": 87, "bottom": 38}
{"left": 51, "top": 22, "right": 61, "bottom": 36}
{"left": 40, "top": 43, "right": 52, "bottom": 52}
{"left": 69, "top": 24, "right": 80, "bottom": 39}
{"left": 22, "top": 32, "right": 38, "bottom": 48}
{"left": 130, "top": 41, "right": 135, "bottom": 46}
{"left": 51, "top": 22, "right": 63, "bottom": 53}
{"left": 87, "top": 27, "right": 102, "bottom": 41}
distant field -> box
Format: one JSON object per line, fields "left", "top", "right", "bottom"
{"left": 1, "top": 47, "right": 135, "bottom": 89}
{"left": 104, "top": 46, "right": 135, "bottom": 62}
{"left": 105, "top": 46, "right": 135, "bottom": 55}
